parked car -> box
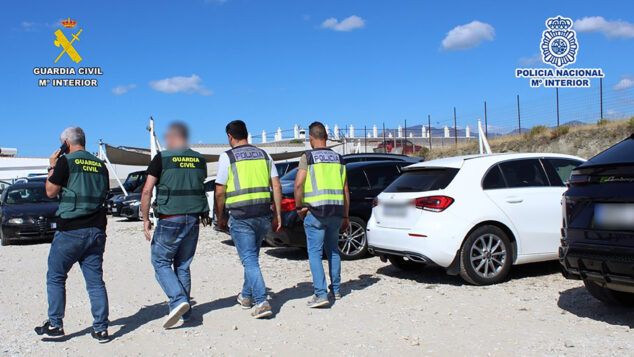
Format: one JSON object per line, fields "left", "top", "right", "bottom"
{"left": 560, "top": 134, "right": 634, "bottom": 305}
{"left": 0, "top": 180, "right": 10, "bottom": 194}
{"left": 342, "top": 153, "right": 422, "bottom": 164}
{"left": 106, "top": 170, "right": 147, "bottom": 204}
{"left": 0, "top": 182, "right": 59, "bottom": 245}
{"left": 275, "top": 161, "right": 299, "bottom": 178}
{"left": 265, "top": 160, "right": 411, "bottom": 259}
{"left": 367, "top": 153, "right": 585, "bottom": 285}
{"left": 376, "top": 139, "right": 423, "bottom": 155}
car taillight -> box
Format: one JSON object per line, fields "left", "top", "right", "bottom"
{"left": 372, "top": 197, "right": 378, "bottom": 207}
{"left": 281, "top": 198, "right": 296, "bottom": 212}
{"left": 566, "top": 174, "right": 589, "bottom": 186}
{"left": 414, "top": 196, "right": 454, "bottom": 212}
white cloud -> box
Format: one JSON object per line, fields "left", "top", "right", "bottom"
{"left": 518, "top": 53, "right": 542, "bottom": 66}
{"left": 21, "top": 21, "right": 36, "bottom": 31}
{"left": 613, "top": 77, "right": 634, "bottom": 91}
{"left": 112, "top": 84, "right": 136, "bottom": 95}
{"left": 575, "top": 16, "right": 634, "bottom": 39}
{"left": 321, "top": 15, "right": 365, "bottom": 32}
{"left": 149, "top": 74, "right": 213, "bottom": 96}
{"left": 441, "top": 20, "right": 495, "bottom": 51}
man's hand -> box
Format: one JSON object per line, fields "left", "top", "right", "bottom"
{"left": 217, "top": 216, "right": 229, "bottom": 232}
{"left": 143, "top": 219, "right": 153, "bottom": 241}
{"left": 340, "top": 217, "right": 349, "bottom": 233}
{"left": 296, "top": 207, "right": 308, "bottom": 221}
{"left": 272, "top": 214, "right": 282, "bottom": 232}
{"left": 49, "top": 149, "right": 60, "bottom": 168}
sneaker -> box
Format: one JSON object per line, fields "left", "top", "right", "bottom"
{"left": 307, "top": 295, "right": 330, "bottom": 308}
{"left": 329, "top": 292, "right": 342, "bottom": 300}
{"left": 91, "top": 329, "right": 110, "bottom": 343}
{"left": 237, "top": 293, "right": 254, "bottom": 310}
{"left": 251, "top": 301, "right": 273, "bottom": 319}
{"left": 34, "top": 320, "right": 65, "bottom": 337}
{"left": 163, "top": 302, "right": 190, "bottom": 328}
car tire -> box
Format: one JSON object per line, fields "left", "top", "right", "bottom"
{"left": 459, "top": 225, "right": 512, "bottom": 285}
{"left": 338, "top": 217, "right": 368, "bottom": 260}
{"left": 388, "top": 255, "right": 424, "bottom": 270}
{"left": 583, "top": 280, "right": 634, "bottom": 306}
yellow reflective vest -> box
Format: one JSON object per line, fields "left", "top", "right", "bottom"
{"left": 303, "top": 148, "right": 346, "bottom": 217}
{"left": 225, "top": 145, "right": 272, "bottom": 219}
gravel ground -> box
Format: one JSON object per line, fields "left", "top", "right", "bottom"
{"left": 0, "top": 219, "right": 632, "bottom": 356}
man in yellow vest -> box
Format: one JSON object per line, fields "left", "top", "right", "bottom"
{"left": 215, "top": 120, "right": 282, "bottom": 319}
{"left": 294, "top": 122, "right": 350, "bottom": 308}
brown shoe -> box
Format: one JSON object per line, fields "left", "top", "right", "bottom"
{"left": 237, "top": 293, "right": 253, "bottom": 310}
{"left": 251, "top": 301, "right": 273, "bottom": 319}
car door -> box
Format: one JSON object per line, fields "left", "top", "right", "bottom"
{"left": 483, "top": 158, "right": 561, "bottom": 256}
{"left": 346, "top": 167, "right": 371, "bottom": 220}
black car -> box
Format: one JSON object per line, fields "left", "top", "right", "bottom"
{"left": 275, "top": 161, "right": 299, "bottom": 177}
{"left": 109, "top": 184, "right": 143, "bottom": 220}
{"left": 0, "top": 182, "right": 59, "bottom": 245}
{"left": 106, "top": 170, "right": 147, "bottom": 206}
{"left": 342, "top": 153, "right": 421, "bottom": 164}
{"left": 560, "top": 134, "right": 634, "bottom": 305}
{"left": 265, "top": 160, "right": 410, "bottom": 259}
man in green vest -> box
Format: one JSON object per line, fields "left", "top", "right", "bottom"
{"left": 294, "top": 122, "right": 349, "bottom": 308}
{"left": 35, "top": 126, "right": 111, "bottom": 342}
{"left": 141, "top": 122, "right": 209, "bottom": 328}
{"left": 215, "top": 120, "right": 282, "bottom": 319}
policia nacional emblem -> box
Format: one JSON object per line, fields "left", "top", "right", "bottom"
{"left": 540, "top": 16, "right": 577, "bottom": 68}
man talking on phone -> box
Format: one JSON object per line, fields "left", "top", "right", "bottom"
{"left": 35, "top": 126, "right": 111, "bottom": 342}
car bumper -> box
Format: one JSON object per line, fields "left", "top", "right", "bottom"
{"left": 2, "top": 224, "right": 56, "bottom": 241}
{"left": 560, "top": 241, "right": 634, "bottom": 293}
{"left": 366, "top": 216, "right": 465, "bottom": 268}
{"left": 120, "top": 205, "right": 141, "bottom": 219}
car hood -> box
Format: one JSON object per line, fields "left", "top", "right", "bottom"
{"left": 2, "top": 202, "right": 59, "bottom": 219}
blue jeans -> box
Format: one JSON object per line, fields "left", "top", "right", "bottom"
{"left": 151, "top": 215, "right": 199, "bottom": 319}
{"left": 46, "top": 228, "right": 109, "bottom": 331}
{"left": 230, "top": 215, "right": 271, "bottom": 305}
{"left": 304, "top": 214, "right": 342, "bottom": 298}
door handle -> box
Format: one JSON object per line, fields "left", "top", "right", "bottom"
{"left": 505, "top": 196, "right": 523, "bottom": 204}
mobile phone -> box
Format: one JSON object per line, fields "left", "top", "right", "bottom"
{"left": 57, "top": 142, "right": 69, "bottom": 158}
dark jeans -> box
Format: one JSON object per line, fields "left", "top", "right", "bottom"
{"left": 46, "top": 228, "right": 109, "bottom": 331}
{"left": 230, "top": 215, "right": 271, "bottom": 304}
{"left": 150, "top": 215, "right": 199, "bottom": 319}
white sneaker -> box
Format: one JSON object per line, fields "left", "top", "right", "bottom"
{"left": 163, "top": 302, "right": 190, "bottom": 328}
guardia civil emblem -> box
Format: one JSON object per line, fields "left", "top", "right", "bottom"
{"left": 540, "top": 16, "right": 577, "bottom": 68}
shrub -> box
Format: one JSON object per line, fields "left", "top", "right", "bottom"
{"left": 597, "top": 118, "right": 610, "bottom": 126}
{"left": 550, "top": 125, "right": 569, "bottom": 139}
{"left": 627, "top": 117, "right": 634, "bottom": 133}
{"left": 415, "top": 146, "right": 430, "bottom": 158}
{"left": 289, "top": 139, "right": 304, "bottom": 144}
{"left": 529, "top": 125, "right": 549, "bottom": 137}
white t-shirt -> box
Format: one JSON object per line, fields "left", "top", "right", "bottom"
{"left": 216, "top": 151, "right": 278, "bottom": 185}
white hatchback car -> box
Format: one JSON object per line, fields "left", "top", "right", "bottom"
{"left": 367, "top": 153, "right": 585, "bottom": 285}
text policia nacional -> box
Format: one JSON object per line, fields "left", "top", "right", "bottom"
{"left": 33, "top": 67, "right": 103, "bottom": 87}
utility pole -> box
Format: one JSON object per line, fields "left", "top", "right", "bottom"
{"left": 428, "top": 114, "right": 432, "bottom": 150}
{"left": 600, "top": 77, "right": 604, "bottom": 120}
{"left": 382, "top": 122, "right": 386, "bottom": 153}
{"left": 364, "top": 126, "right": 367, "bottom": 153}
{"left": 556, "top": 88, "right": 560, "bottom": 128}
{"left": 517, "top": 94, "right": 521, "bottom": 135}
{"left": 483, "top": 101, "right": 488, "bottom": 139}
{"left": 453, "top": 107, "right": 458, "bottom": 146}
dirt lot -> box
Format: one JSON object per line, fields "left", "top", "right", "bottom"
{"left": 1, "top": 219, "right": 632, "bottom": 356}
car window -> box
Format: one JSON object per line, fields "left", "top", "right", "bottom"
{"left": 543, "top": 158, "right": 583, "bottom": 186}
{"left": 280, "top": 168, "right": 298, "bottom": 181}
{"left": 482, "top": 165, "right": 506, "bottom": 189}
{"left": 498, "top": 159, "right": 549, "bottom": 188}
{"left": 384, "top": 168, "right": 459, "bottom": 192}
{"left": 347, "top": 168, "right": 370, "bottom": 191}
{"left": 363, "top": 165, "right": 401, "bottom": 190}
{"left": 6, "top": 186, "right": 59, "bottom": 204}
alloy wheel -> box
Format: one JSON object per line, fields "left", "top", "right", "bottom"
{"left": 338, "top": 220, "right": 366, "bottom": 257}
{"left": 469, "top": 233, "right": 507, "bottom": 279}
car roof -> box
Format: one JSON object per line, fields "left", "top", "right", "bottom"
{"left": 7, "top": 181, "right": 46, "bottom": 189}
{"left": 345, "top": 160, "right": 409, "bottom": 170}
{"left": 406, "top": 153, "right": 586, "bottom": 170}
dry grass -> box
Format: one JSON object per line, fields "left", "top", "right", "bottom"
{"left": 423, "top": 118, "right": 633, "bottom": 161}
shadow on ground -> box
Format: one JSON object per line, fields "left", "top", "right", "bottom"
{"left": 264, "top": 247, "right": 308, "bottom": 261}
{"left": 558, "top": 286, "right": 634, "bottom": 328}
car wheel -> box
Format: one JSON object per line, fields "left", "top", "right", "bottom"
{"left": 338, "top": 217, "right": 368, "bottom": 260}
{"left": 583, "top": 280, "right": 634, "bottom": 306}
{"left": 459, "top": 225, "right": 512, "bottom": 285}
{"left": 388, "top": 255, "right": 424, "bottom": 270}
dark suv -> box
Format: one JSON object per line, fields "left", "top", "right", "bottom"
{"left": 560, "top": 134, "right": 634, "bottom": 305}
{"left": 265, "top": 160, "right": 411, "bottom": 259}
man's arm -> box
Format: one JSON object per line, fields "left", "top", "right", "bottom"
{"left": 46, "top": 150, "right": 63, "bottom": 198}
{"left": 214, "top": 184, "right": 227, "bottom": 229}
{"left": 341, "top": 176, "right": 350, "bottom": 231}
{"left": 270, "top": 176, "right": 282, "bottom": 231}
{"left": 294, "top": 168, "right": 308, "bottom": 220}
{"left": 141, "top": 175, "right": 158, "bottom": 241}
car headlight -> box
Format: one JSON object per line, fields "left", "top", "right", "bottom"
{"left": 7, "top": 217, "right": 28, "bottom": 224}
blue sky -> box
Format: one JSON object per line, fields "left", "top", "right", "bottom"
{"left": 2, "top": 0, "right": 633, "bottom": 156}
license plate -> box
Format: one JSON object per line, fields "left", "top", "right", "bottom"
{"left": 383, "top": 204, "right": 407, "bottom": 217}
{"left": 595, "top": 203, "right": 634, "bottom": 231}
{"left": 50, "top": 222, "right": 57, "bottom": 229}
{"left": 112, "top": 207, "right": 118, "bottom": 213}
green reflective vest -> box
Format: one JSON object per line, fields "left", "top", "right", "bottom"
{"left": 56, "top": 150, "right": 109, "bottom": 219}
{"left": 225, "top": 145, "right": 272, "bottom": 219}
{"left": 303, "top": 148, "right": 346, "bottom": 217}
{"left": 156, "top": 148, "right": 209, "bottom": 215}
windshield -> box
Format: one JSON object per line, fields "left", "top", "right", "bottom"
{"left": 5, "top": 186, "right": 59, "bottom": 204}
{"left": 384, "top": 168, "right": 459, "bottom": 192}
{"left": 123, "top": 172, "right": 146, "bottom": 191}
{"left": 281, "top": 167, "right": 298, "bottom": 181}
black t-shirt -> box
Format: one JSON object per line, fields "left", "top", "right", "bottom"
{"left": 49, "top": 155, "right": 109, "bottom": 231}
{"left": 146, "top": 152, "right": 162, "bottom": 181}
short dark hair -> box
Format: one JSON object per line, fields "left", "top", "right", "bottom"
{"left": 309, "top": 122, "right": 327, "bottom": 140}
{"left": 167, "top": 121, "right": 189, "bottom": 140}
{"left": 225, "top": 120, "right": 248, "bottom": 140}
